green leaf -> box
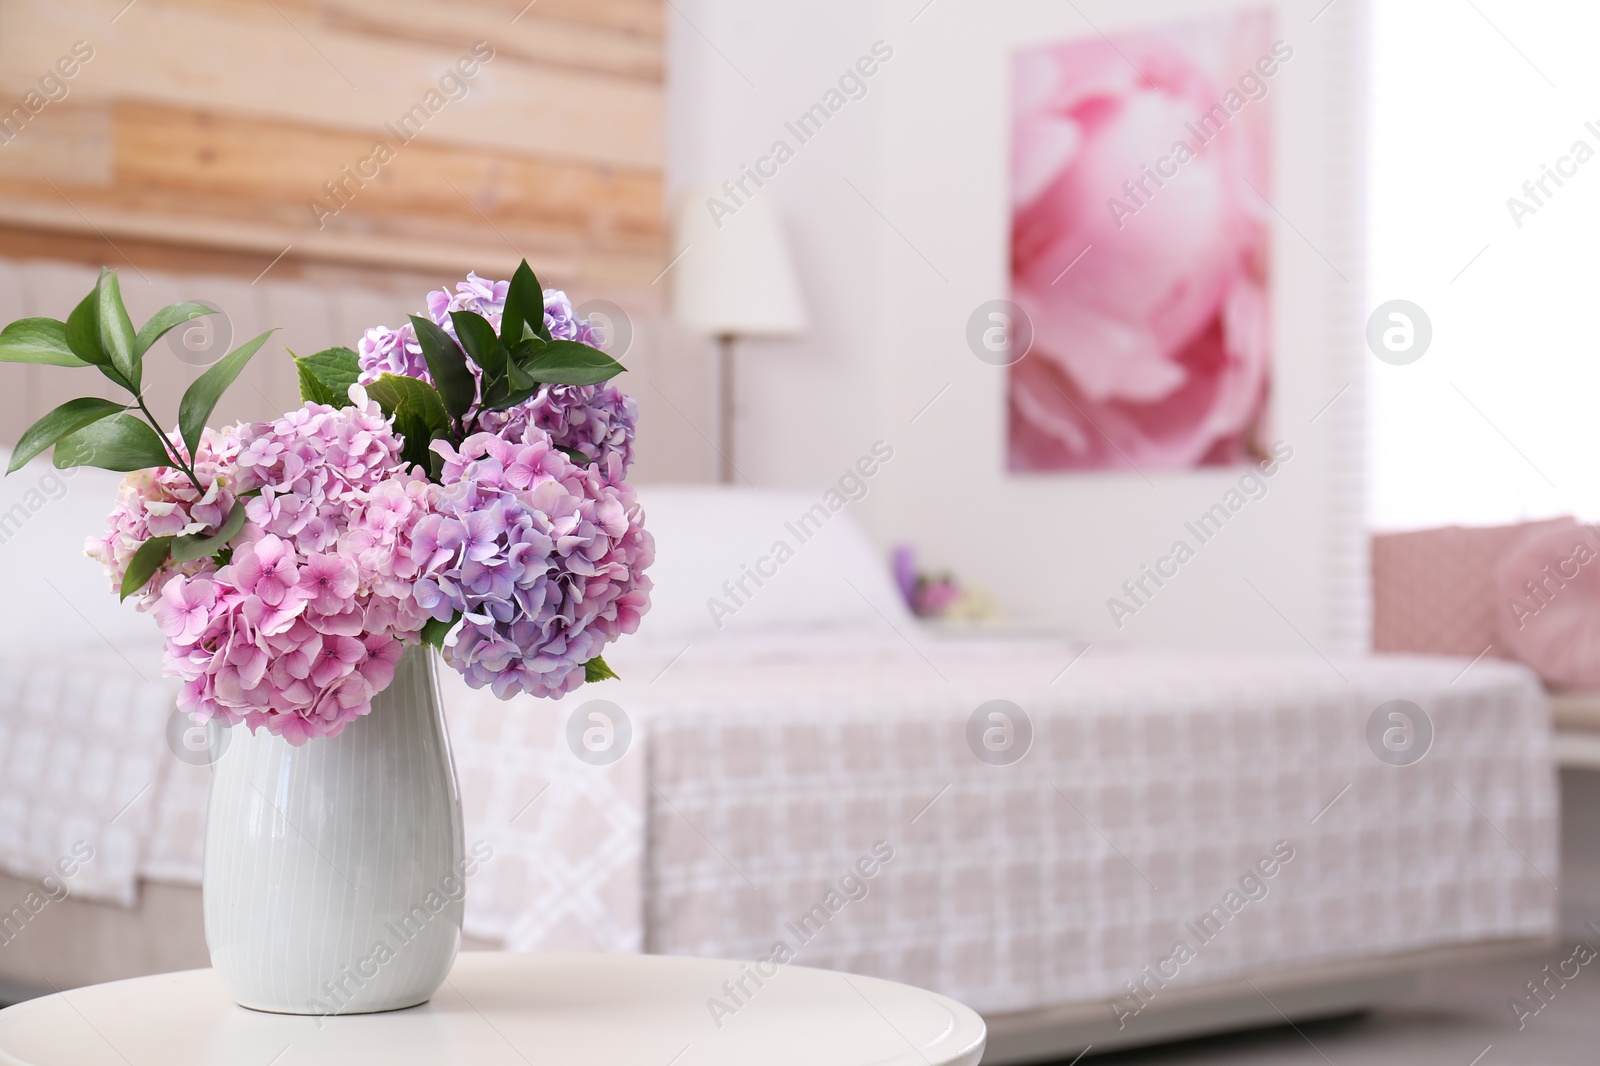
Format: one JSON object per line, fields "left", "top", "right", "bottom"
{"left": 97, "top": 270, "right": 138, "bottom": 386}
{"left": 556, "top": 445, "right": 592, "bottom": 466}
{"left": 367, "top": 373, "right": 450, "bottom": 473}
{"left": 295, "top": 359, "right": 337, "bottom": 406}
{"left": 391, "top": 405, "right": 433, "bottom": 473}
{"left": 366, "top": 373, "right": 450, "bottom": 433}
{"left": 64, "top": 288, "right": 109, "bottom": 368}
{"left": 135, "top": 302, "right": 217, "bottom": 358}
{"left": 584, "top": 656, "right": 619, "bottom": 683}
{"left": 0, "top": 318, "right": 89, "bottom": 367}
{"left": 178, "top": 329, "right": 273, "bottom": 456}
{"left": 53, "top": 414, "right": 175, "bottom": 471}
{"left": 294, "top": 346, "right": 361, "bottom": 406}
{"left": 409, "top": 315, "right": 476, "bottom": 419}
{"left": 450, "top": 310, "right": 506, "bottom": 381}
{"left": 524, "top": 339, "right": 625, "bottom": 386}
{"left": 501, "top": 259, "right": 547, "bottom": 344}
{"left": 366, "top": 373, "right": 451, "bottom": 427}
{"left": 8, "top": 397, "right": 127, "bottom": 473}
{"left": 121, "top": 536, "right": 174, "bottom": 601}
{"left": 480, "top": 376, "right": 510, "bottom": 410}
{"left": 420, "top": 614, "right": 458, "bottom": 651}
{"left": 171, "top": 502, "right": 248, "bottom": 563}
{"left": 479, "top": 384, "right": 539, "bottom": 412}
{"left": 506, "top": 350, "right": 535, "bottom": 392}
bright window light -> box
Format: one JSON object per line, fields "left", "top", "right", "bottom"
{"left": 1368, "top": 0, "right": 1600, "bottom": 531}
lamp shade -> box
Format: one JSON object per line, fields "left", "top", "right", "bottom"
{"left": 670, "top": 185, "right": 807, "bottom": 337}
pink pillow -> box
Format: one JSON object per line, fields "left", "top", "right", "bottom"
{"left": 1371, "top": 519, "right": 1569, "bottom": 657}
{"left": 1494, "top": 518, "right": 1600, "bottom": 688}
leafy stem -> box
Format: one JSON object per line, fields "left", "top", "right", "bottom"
{"left": 0, "top": 272, "right": 275, "bottom": 600}
{"left": 132, "top": 390, "right": 202, "bottom": 493}
{"left": 0, "top": 270, "right": 268, "bottom": 503}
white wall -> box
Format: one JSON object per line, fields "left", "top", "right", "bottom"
{"left": 666, "top": 0, "right": 889, "bottom": 488}
{"left": 668, "top": 0, "right": 1368, "bottom": 653}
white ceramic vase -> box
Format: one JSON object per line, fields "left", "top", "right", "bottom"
{"left": 202, "top": 645, "right": 464, "bottom": 1016}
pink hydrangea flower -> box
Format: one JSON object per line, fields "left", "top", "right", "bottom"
{"left": 86, "top": 425, "right": 241, "bottom": 599}
{"left": 155, "top": 577, "right": 216, "bottom": 644}
{"left": 156, "top": 393, "right": 436, "bottom": 744}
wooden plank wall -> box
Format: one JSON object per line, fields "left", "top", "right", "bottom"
{"left": 0, "top": 0, "right": 719, "bottom": 482}
{"left": 0, "top": 0, "right": 666, "bottom": 286}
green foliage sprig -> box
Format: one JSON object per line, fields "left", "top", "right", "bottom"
{"left": 0, "top": 268, "right": 272, "bottom": 490}
{"left": 0, "top": 269, "right": 273, "bottom": 597}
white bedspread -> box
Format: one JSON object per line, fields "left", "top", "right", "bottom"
{"left": 0, "top": 633, "right": 1558, "bottom": 1017}
{"left": 0, "top": 651, "right": 174, "bottom": 907}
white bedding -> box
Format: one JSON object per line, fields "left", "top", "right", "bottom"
{"left": 0, "top": 480, "right": 1560, "bottom": 1016}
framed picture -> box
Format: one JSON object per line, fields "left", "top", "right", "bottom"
{"left": 1009, "top": 8, "right": 1279, "bottom": 472}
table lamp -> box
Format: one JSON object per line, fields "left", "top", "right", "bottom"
{"left": 670, "top": 186, "right": 807, "bottom": 483}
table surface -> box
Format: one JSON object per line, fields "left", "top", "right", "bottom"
{"left": 0, "top": 952, "right": 986, "bottom": 1066}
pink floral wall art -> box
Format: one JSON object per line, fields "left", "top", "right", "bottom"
{"left": 1009, "top": 9, "right": 1279, "bottom": 473}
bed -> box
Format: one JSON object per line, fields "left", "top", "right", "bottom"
{"left": 0, "top": 471, "right": 1558, "bottom": 1060}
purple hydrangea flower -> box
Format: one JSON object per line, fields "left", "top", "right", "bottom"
{"left": 356, "top": 325, "right": 428, "bottom": 385}
{"left": 418, "top": 426, "right": 653, "bottom": 699}
{"left": 478, "top": 383, "right": 637, "bottom": 475}
{"left": 542, "top": 289, "right": 605, "bottom": 348}
{"left": 354, "top": 273, "right": 636, "bottom": 476}
{"left": 426, "top": 272, "right": 509, "bottom": 334}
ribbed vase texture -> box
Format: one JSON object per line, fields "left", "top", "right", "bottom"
{"left": 202, "top": 646, "right": 464, "bottom": 1015}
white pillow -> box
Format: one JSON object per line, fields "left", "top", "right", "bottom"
{"left": 634, "top": 487, "right": 912, "bottom": 640}
{"left": 0, "top": 449, "right": 163, "bottom": 663}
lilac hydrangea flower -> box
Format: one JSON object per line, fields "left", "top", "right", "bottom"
{"left": 478, "top": 382, "right": 637, "bottom": 474}
{"left": 359, "top": 273, "right": 506, "bottom": 386}
{"left": 417, "top": 426, "right": 653, "bottom": 699}
{"left": 356, "top": 325, "right": 427, "bottom": 385}
{"left": 541, "top": 289, "right": 605, "bottom": 347}
{"left": 426, "top": 272, "right": 508, "bottom": 332}
{"left": 88, "top": 265, "right": 654, "bottom": 748}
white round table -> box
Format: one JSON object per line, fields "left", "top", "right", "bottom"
{"left": 0, "top": 953, "right": 986, "bottom": 1066}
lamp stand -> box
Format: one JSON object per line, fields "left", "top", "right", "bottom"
{"left": 717, "top": 332, "right": 737, "bottom": 485}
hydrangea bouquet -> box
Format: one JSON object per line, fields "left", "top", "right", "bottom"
{"left": 0, "top": 262, "right": 652, "bottom": 745}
